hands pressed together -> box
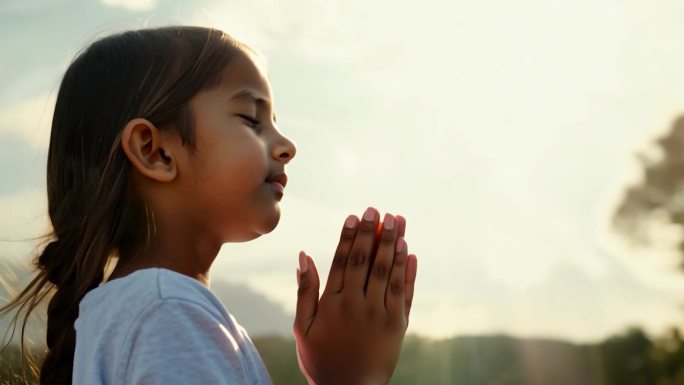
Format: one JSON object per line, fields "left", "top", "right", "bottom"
{"left": 293, "top": 207, "right": 418, "bottom": 385}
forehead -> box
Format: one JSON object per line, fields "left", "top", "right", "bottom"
{"left": 218, "top": 50, "right": 272, "bottom": 104}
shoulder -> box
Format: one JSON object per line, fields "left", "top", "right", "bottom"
{"left": 79, "top": 267, "right": 246, "bottom": 342}
{"left": 79, "top": 268, "right": 228, "bottom": 324}
{"left": 125, "top": 298, "right": 242, "bottom": 353}
{"left": 119, "top": 299, "right": 254, "bottom": 384}
{"left": 115, "top": 272, "right": 271, "bottom": 385}
{"left": 76, "top": 269, "right": 272, "bottom": 385}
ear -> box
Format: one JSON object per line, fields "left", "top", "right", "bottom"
{"left": 121, "top": 118, "right": 178, "bottom": 182}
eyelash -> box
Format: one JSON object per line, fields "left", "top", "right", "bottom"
{"left": 238, "top": 114, "right": 261, "bottom": 131}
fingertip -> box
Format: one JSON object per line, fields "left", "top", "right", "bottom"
{"left": 344, "top": 214, "right": 359, "bottom": 229}
{"left": 362, "top": 206, "right": 380, "bottom": 222}
{"left": 305, "top": 254, "right": 320, "bottom": 284}
{"left": 395, "top": 237, "right": 407, "bottom": 254}
{"left": 305, "top": 254, "right": 316, "bottom": 270}
{"left": 396, "top": 215, "right": 406, "bottom": 237}
{"left": 299, "top": 250, "right": 309, "bottom": 273}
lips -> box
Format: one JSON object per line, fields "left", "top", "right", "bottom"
{"left": 266, "top": 173, "right": 287, "bottom": 198}
{"left": 266, "top": 173, "right": 287, "bottom": 188}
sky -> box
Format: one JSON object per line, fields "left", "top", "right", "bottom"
{"left": 3, "top": 0, "right": 684, "bottom": 343}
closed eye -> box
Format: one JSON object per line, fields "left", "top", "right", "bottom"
{"left": 237, "top": 114, "right": 261, "bottom": 131}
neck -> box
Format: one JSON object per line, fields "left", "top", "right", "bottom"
{"left": 108, "top": 221, "right": 221, "bottom": 288}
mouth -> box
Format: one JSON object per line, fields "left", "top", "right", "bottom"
{"left": 266, "top": 173, "right": 287, "bottom": 197}
{"left": 266, "top": 173, "right": 287, "bottom": 188}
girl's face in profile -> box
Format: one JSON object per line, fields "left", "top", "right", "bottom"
{"left": 178, "top": 50, "right": 297, "bottom": 243}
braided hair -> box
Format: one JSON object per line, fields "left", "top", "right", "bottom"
{"left": 0, "top": 26, "right": 249, "bottom": 384}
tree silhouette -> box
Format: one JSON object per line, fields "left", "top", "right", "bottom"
{"left": 612, "top": 115, "right": 684, "bottom": 267}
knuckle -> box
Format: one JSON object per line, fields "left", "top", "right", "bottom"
{"left": 349, "top": 250, "right": 367, "bottom": 268}
{"left": 392, "top": 256, "right": 406, "bottom": 268}
{"left": 365, "top": 303, "right": 379, "bottom": 320}
{"left": 297, "top": 285, "right": 310, "bottom": 297}
{"left": 385, "top": 314, "right": 407, "bottom": 330}
{"left": 379, "top": 229, "right": 395, "bottom": 245}
{"left": 372, "top": 263, "right": 390, "bottom": 280}
{"left": 341, "top": 295, "right": 354, "bottom": 311}
{"left": 340, "top": 227, "right": 356, "bottom": 242}
{"left": 332, "top": 253, "right": 348, "bottom": 270}
{"left": 359, "top": 220, "right": 376, "bottom": 233}
{"left": 396, "top": 318, "right": 408, "bottom": 331}
{"left": 389, "top": 279, "right": 404, "bottom": 296}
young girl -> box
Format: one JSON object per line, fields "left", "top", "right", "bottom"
{"left": 0, "top": 26, "right": 418, "bottom": 385}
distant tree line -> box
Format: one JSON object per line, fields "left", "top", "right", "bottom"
{"left": 4, "top": 327, "right": 684, "bottom": 385}
{"left": 254, "top": 327, "right": 684, "bottom": 385}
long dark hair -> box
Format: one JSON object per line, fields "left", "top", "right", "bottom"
{"left": 0, "top": 25, "right": 248, "bottom": 384}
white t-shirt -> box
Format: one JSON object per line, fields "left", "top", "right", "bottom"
{"left": 73, "top": 267, "right": 274, "bottom": 385}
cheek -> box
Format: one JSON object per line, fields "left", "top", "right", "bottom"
{"left": 198, "top": 145, "right": 268, "bottom": 200}
{"left": 230, "top": 146, "right": 269, "bottom": 184}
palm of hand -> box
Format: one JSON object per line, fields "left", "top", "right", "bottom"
{"left": 293, "top": 208, "right": 418, "bottom": 385}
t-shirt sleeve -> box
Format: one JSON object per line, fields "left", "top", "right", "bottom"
{"left": 121, "top": 299, "right": 261, "bottom": 385}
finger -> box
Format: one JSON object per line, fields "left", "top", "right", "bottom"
{"left": 366, "top": 213, "right": 399, "bottom": 306}
{"left": 385, "top": 237, "right": 408, "bottom": 317}
{"left": 405, "top": 254, "right": 417, "bottom": 324}
{"left": 342, "top": 207, "right": 380, "bottom": 297}
{"left": 364, "top": 219, "right": 384, "bottom": 291}
{"left": 373, "top": 214, "right": 404, "bottom": 293}
{"left": 294, "top": 252, "right": 320, "bottom": 337}
{"left": 370, "top": 215, "right": 402, "bottom": 266}
{"left": 322, "top": 214, "right": 360, "bottom": 297}
{"left": 396, "top": 215, "right": 406, "bottom": 238}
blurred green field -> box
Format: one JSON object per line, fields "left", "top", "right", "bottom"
{"left": 3, "top": 327, "right": 684, "bottom": 385}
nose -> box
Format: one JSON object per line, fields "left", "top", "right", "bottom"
{"left": 271, "top": 133, "right": 297, "bottom": 164}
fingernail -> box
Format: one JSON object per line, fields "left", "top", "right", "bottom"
{"left": 299, "top": 251, "right": 309, "bottom": 273}
{"left": 396, "top": 237, "right": 406, "bottom": 253}
{"left": 344, "top": 215, "right": 357, "bottom": 229}
{"left": 383, "top": 213, "right": 395, "bottom": 230}
{"left": 363, "top": 207, "right": 377, "bottom": 221}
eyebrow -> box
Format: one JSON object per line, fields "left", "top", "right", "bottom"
{"left": 229, "top": 89, "right": 277, "bottom": 122}
{"left": 230, "top": 89, "right": 269, "bottom": 104}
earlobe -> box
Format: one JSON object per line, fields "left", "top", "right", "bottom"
{"left": 121, "top": 118, "right": 177, "bottom": 182}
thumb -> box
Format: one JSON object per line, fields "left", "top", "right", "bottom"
{"left": 294, "top": 251, "right": 320, "bottom": 337}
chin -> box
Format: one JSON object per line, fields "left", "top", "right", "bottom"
{"left": 260, "top": 209, "right": 281, "bottom": 234}
{"left": 234, "top": 233, "right": 262, "bottom": 242}
{"left": 227, "top": 210, "right": 281, "bottom": 243}
{"left": 225, "top": 229, "right": 263, "bottom": 243}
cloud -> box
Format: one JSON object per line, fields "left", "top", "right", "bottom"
{"left": 0, "top": 187, "right": 50, "bottom": 265}
{"left": 0, "top": 92, "right": 55, "bottom": 149}
{"left": 443, "top": 258, "right": 683, "bottom": 343}
{"left": 188, "top": 0, "right": 381, "bottom": 59}
{"left": 0, "top": 134, "right": 45, "bottom": 195}
{"left": 100, "top": 0, "right": 156, "bottom": 12}
{"left": 0, "top": 0, "right": 69, "bottom": 13}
